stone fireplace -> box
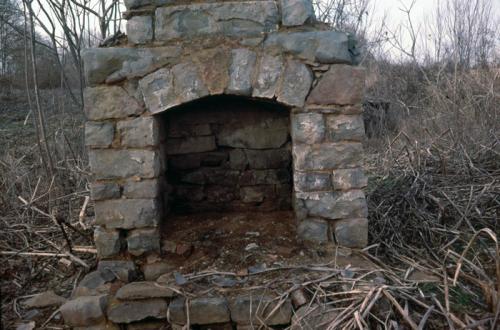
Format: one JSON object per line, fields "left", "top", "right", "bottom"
{"left": 83, "top": 0, "right": 368, "bottom": 262}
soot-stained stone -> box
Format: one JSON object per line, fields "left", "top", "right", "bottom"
{"left": 94, "top": 199, "right": 160, "bottom": 229}
{"left": 165, "top": 136, "right": 217, "bottom": 155}
{"left": 218, "top": 117, "right": 288, "bottom": 149}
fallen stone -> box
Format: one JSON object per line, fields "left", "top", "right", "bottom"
{"left": 22, "top": 291, "right": 66, "bottom": 308}
{"left": 169, "top": 297, "right": 230, "bottom": 325}
{"left": 307, "top": 65, "right": 365, "bottom": 105}
{"left": 95, "top": 199, "right": 160, "bottom": 229}
{"left": 98, "top": 260, "right": 137, "bottom": 282}
{"left": 229, "top": 295, "right": 292, "bottom": 325}
{"left": 108, "top": 298, "right": 168, "bottom": 323}
{"left": 142, "top": 261, "right": 177, "bottom": 281}
{"left": 126, "top": 15, "right": 153, "bottom": 45}
{"left": 74, "top": 270, "right": 115, "bottom": 297}
{"left": 60, "top": 295, "right": 108, "bottom": 327}
{"left": 281, "top": 0, "right": 315, "bottom": 26}
{"left": 84, "top": 86, "right": 143, "bottom": 120}
{"left": 116, "top": 281, "right": 175, "bottom": 300}
{"left": 276, "top": 60, "right": 313, "bottom": 107}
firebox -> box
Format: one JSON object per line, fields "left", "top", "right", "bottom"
{"left": 84, "top": 0, "right": 369, "bottom": 262}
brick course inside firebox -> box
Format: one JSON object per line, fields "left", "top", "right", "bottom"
{"left": 164, "top": 96, "right": 292, "bottom": 213}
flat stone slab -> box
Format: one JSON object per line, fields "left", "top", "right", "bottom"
{"left": 115, "top": 281, "right": 175, "bottom": 300}
{"left": 60, "top": 295, "right": 108, "bottom": 327}
{"left": 169, "top": 297, "right": 231, "bottom": 325}
{"left": 107, "top": 298, "right": 168, "bottom": 323}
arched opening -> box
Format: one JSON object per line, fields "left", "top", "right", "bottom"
{"left": 157, "top": 95, "right": 298, "bottom": 269}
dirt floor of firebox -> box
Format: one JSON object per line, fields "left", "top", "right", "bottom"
{"left": 160, "top": 211, "right": 367, "bottom": 275}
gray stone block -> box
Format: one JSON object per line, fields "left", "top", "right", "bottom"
{"left": 108, "top": 298, "right": 168, "bottom": 323}
{"left": 98, "top": 260, "right": 137, "bottom": 282}
{"left": 331, "top": 168, "right": 367, "bottom": 190}
{"left": 253, "top": 54, "right": 283, "bottom": 98}
{"left": 277, "top": 60, "right": 313, "bottom": 107}
{"left": 165, "top": 136, "right": 217, "bottom": 155}
{"left": 294, "top": 172, "right": 332, "bottom": 192}
{"left": 334, "top": 218, "right": 368, "bottom": 248}
{"left": 325, "top": 114, "right": 365, "bottom": 142}
{"left": 94, "top": 227, "right": 121, "bottom": 258}
{"left": 281, "top": 0, "right": 315, "bottom": 26}
{"left": 115, "top": 281, "right": 175, "bottom": 300}
{"left": 123, "top": 179, "right": 160, "bottom": 199}
{"left": 169, "top": 297, "right": 230, "bottom": 325}
{"left": 127, "top": 16, "right": 153, "bottom": 44}
{"left": 127, "top": 227, "right": 160, "bottom": 256}
{"left": 307, "top": 65, "right": 365, "bottom": 105}
{"left": 293, "top": 143, "right": 363, "bottom": 170}
{"left": 95, "top": 199, "right": 160, "bottom": 229}
{"left": 89, "top": 149, "right": 161, "bottom": 179}
{"left": 297, "top": 218, "right": 329, "bottom": 242}
{"left": 155, "top": 1, "right": 279, "bottom": 41}
{"left": 229, "top": 295, "right": 292, "bottom": 325}
{"left": 82, "top": 47, "right": 181, "bottom": 85}
{"left": 60, "top": 295, "right": 108, "bottom": 327}
{"left": 142, "top": 261, "right": 176, "bottom": 281}
{"left": 264, "top": 31, "right": 352, "bottom": 64}
{"left": 291, "top": 113, "right": 325, "bottom": 144}
{"left": 90, "top": 182, "right": 121, "bottom": 201}
{"left": 298, "top": 190, "right": 368, "bottom": 220}
{"left": 118, "top": 116, "right": 159, "bottom": 147}
{"left": 84, "top": 86, "right": 143, "bottom": 120}
{"left": 85, "top": 122, "right": 114, "bottom": 147}
{"left": 227, "top": 48, "right": 257, "bottom": 95}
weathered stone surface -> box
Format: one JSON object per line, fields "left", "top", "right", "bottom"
{"left": 89, "top": 149, "right": 160, "bottom": 179}
{"left": 98, "top": 260, "right": 137, "bottom": 282}
{"left": 298, "top": 190, "right": 368, "bottom": 220}
{"left": 229, "top": 149, "right": 247, "bottom": 169}
{"left": 331, "top": 168, "right": 367, "bottom": 190}
{"left": 124, "top": 179, "right": 160, "bottom": 199}
{"left": 325, "top": 114, "right": 365, "bottom": 141}
{"left": 127, "top": 228, "right": 160, "bottom": 256}
{"left": 60, "top": 295, "right": 108, "bottom": 327}
{"left": 218, "top": 118, "right": 288, "bottom": 149}
{"left": 22, "top": 291, "right": 66, "bottom": 308}
{"left": 277, "top": 60, "right": 313, "bottom": 107}
{"left": 90, "top": 182, "right": 121, "bottom": 201}
{"left": 165, "top": 136, "right": 217, "bottom": 155}
{"left": 264, "top": 31, "right": 352, "bottom": 64}
{"left": 169, "top": 297, "right": 230, "bottom": 325}
{"left": 82, "top": 47, "right": 181, "bottom": 85}
{"left": 155, "top": 1, "right": 279, "bottom": 41}
{"left": 143, "top": 261, "right": 176, "bottom": 281}
{"left": 281, "top": 0, "right": 315, "bottom": 26}
{"left": 84, "top": 86, "right": 143, "bottom": 120}
{"left": 95, "top": 199, "right": 160, "bottom": 229}
{"left": 294, "top": 172, "right": 332, "bottom": 192}
{"left": 85, "top": 122, "right": 114, "bottom": 147}
{"left": 127, "top": 16, "right": 153, "bottom": 44}
{"left": 245, "top": 149, "right": 291, "bottom": 169}
{"left": 291, "top": 113, "right": 325, "bottom": 144}
{"left": 293, "top": 143, "right": 363, "bottom": 170}
{"left": 126, "top": 320, "right": 168, "bottom": 330}
{"left": 118, "top": 116, "right": 159, "bottom": 147}
{"left": 307, "top": 65, "right": 365, "bottom": 105}
{"left": 333, "top": 218, "right": 368, "bottom": 248}
{"left": 123, "top": 0, "right": 154, "bottom": 9}
{"left": 229, "top": 295, "right": 292, "bottom": 325}
{"left": 75, "top": 270, "right": 115, "bottom": 297}
{"left": 240, "top": 186, "right": 273, "bottom": 203}
{"left": 227, "top": 49, "right": 257, "bottom": 95}
{"left": 239, "top": 169, "right": 290, "bottom": 186}
{"left": 116, "top": 281, "right": 175, "bottom": 300}
{"left": 297, "top": 218, "right": 329, "bottom": 242}
{"left": 94, "top": 226, "right": 122, "bottom": 258}
{"left": 168, "top": 123, "right": 212, "bottom": 138}
{"left": 253, "top": 54, "right": 283, "bottom": 98}
{"left": 108, "top": 298, "right": 168, "bottom": 323}
{"left": 139, "top": 65, "right": 209, "bottom": 114}
{"left": 291, "top": 304, "right": 339, "bottom": 330}
{"left": 194, "top": 48, "right": 230, "bottom": 95}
